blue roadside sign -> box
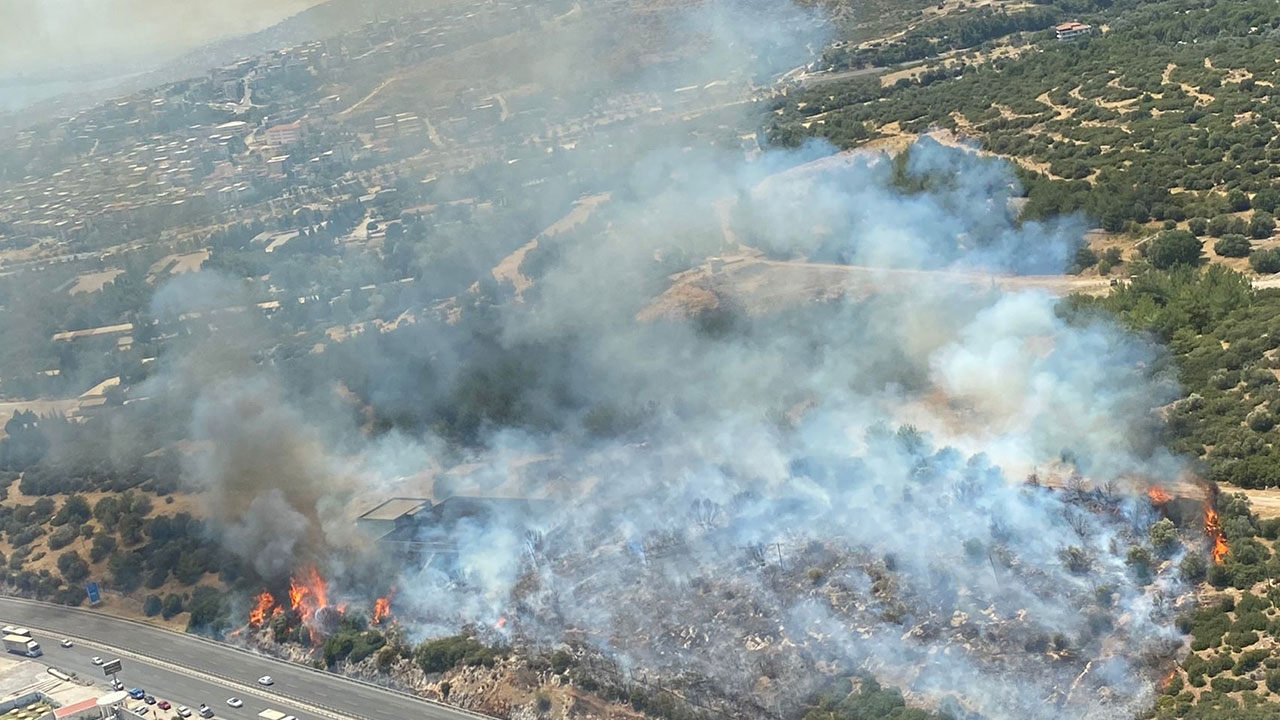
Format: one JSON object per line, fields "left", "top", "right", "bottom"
{"left": 86, "top": 582, "right": 100, "bottom": 604}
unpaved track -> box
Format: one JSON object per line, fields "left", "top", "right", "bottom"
{"left": 1220, "top": 483, "right": 1280, "bottom": 519}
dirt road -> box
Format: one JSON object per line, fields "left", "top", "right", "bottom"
{"left": 1220, "top": 483, "right": 1280, "bottom": 519}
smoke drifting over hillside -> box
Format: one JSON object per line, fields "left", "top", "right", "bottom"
{"left": 143, "top": 1, "right": 1197, "bottom": 718}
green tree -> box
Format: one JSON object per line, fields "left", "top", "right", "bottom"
{"left": 1149, "top": 519, "right": 1179, "bottom": 556}
{"left": 143, "top": 595, "right": 162, "bottom": 617}
{"left": 161, "top": 594, "right": 184, "bottom": 620}
{"left": 1126, "top": 546, "right": 1153, "bottom": 584}
{"left": 1208, "top": 215, "right": 1233, "bottom": 237}
{"left": 47, "top": 524, "right": 78, "bottom": 551}
{"left": 1145, "top": 230, "right": 1202, "bottom": 269}
{"left": 1214, "top": 234, "right": 1252, "bottom": 258}
{"left": 1250, "top": 210, "right": 1276, "bottom": 239}
{"left": 51, "top": 495, "right": 91, "bottom": 526}
{"left": 89, "top": 534, "right": 116, "bottom": 563}
{"left": 1255, "top": 188, "right": 1280, "bottom": 214}
{"left": 1072, "top": 246, "right": 1099, "bottom": 274}
{"left": 56, "top": 551, "right": 89, "bottom": 583}
{"left": 108, "top": 551, "right": 143, "bottom": 592}
{"left": 1251, "top": 248, "right": 1280, "bottom": 274}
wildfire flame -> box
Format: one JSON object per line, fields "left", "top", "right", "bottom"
{"left": 249, "top": 591, "right": 276, "bottom": 628}
{"left": 373, "top": 593, "right": 393, "bottom": 625}
{"left": 244, "top": 568, "right": 395, "bottom": 647}
{"left": 289, "top": 566, "right": 331, "bottom": 623}
{"left": 1159, "top": 669, "right": 1177, "bottom": 691}
{"left": 1205, "top": 505, "right": 1230, "bottom": 564}
{"left": 1147, "top": 486, "right": 1172, "bottom": 505}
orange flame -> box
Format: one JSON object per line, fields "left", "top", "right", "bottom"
{"left": 1147, "top": 486, "right": 1172, "bottom": 505}
{"left": 373, "top": 593, "right": 393, "bottom": 625}
{"left": 1159, "top": 669, "right": 1176, "bottom": 691}
{"left": 289, "top": 566, "right": 331, "bottom": 623}
{"left": 1205, "top": 505, "right": 1230, "bottom": 564}
{"left": 249, "top": 591, "right": 276, "bottom": 628}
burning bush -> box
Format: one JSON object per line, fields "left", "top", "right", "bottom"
{"left": 238, "top": 566, "right": 393, "bottom": 647}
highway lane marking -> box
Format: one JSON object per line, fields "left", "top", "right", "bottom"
{"left": 0, "top": 597, "right": 496, "bottom": 720}
{"left": 15, "top": 624, "right": 355, "bottom": 720}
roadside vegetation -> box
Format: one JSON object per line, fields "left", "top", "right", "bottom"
{"left": 774, "top": 0, "right": 1280, "bottom": 257}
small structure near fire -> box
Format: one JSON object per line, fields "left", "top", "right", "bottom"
{"left": 367, "top": 495, "right": 551, "bottom": 567}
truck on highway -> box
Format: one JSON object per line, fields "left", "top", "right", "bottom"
{"left": 4, "top": 633, "right": 41, "bottom": 657}
{"left": 2, "top": 625, "right": 31, "bottom": 637}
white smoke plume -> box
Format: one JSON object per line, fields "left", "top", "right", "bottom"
{"left": 135, "top": 2, "right": 1201, "bottom": 718}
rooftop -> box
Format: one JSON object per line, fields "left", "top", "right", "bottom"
{"left": 0, "top": 657, "right": 99, "bottom": 709}
{"left": 357, "top": 497, "right": 430, "bottom": 522}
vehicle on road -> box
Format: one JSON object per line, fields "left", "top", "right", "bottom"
{"left": 128, "top": 689, "right": 146, "bottom": 700}
{"left": 144, "top": 696, "right": 156, "bottom": 705}
{"left": 111, "top": 679, "right": 124, "bottom": 691}
{"left": 257, "top": 675, "right": 274, "bottom": 686}
{"left": 2, "top": 626, "right": 31, "bottom": 637}
{"left": 3, "top": 634, "right": 41, "bottom": 657}
{"left": 158, "top": 701, "right": 171, "bottom": 711}
{"left": 60, "top": 639, "right": 73, "bottom": 648}
{"left": 257, "top": 710, "right": 286, "bottom": 720}
{"left": 226, "top": 698, "right": 243, "bottom": 709}
{"left": 91, "top": 656, "right": 104, "bottom": 665}
{"left": 176, "top": 706, "right": 191, "bottom": 717}
{"left": 198, "top": 704, "right": 214, "bottom": 718}
{"left": 135, "top": 707, "right": 149, "bottom": 716}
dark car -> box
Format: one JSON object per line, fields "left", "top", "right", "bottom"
{"left": 129, "top": 689, "right": 146, "bottom": 700}
{"left": 144, "top": 696, "right": 157, "bottom": 705}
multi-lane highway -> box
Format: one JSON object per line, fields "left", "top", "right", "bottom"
{"left": 0, "top": 596, "right": 488, "bottom": 720}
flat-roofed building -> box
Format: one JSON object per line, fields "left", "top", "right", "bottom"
{"left": 356, "top": 497, "right": 431, "bottom": 537}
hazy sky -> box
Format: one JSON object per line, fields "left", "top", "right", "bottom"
{"left": 0, "top": 0, "right": 327, "bottom": 77}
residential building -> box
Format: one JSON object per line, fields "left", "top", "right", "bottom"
{"left": 264, "top": 122, "right": 302, "bottom": 147}
{"left": 1055, "top": 21, "right": 1092, "bottom": 41}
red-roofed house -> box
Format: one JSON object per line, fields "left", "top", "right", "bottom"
{"left": 1055, "top": 21, "right": 1092, "bottom": 41}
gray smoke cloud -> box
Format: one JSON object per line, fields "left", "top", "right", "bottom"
{"left": 373, "top": 142, "right": 1191, "bottom": 720}
{"left": 134, "top": 1, "right": 1200, "bottom": 718}
{"left": 0, "top": 0, "right": 324, "bottom": 76}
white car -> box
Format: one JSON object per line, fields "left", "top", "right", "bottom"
{"left": 257, "top": 676, "right": 273, "bottom": 686}
{"left": 176, "top": 707, "right": 192, "bottom": 718}
{"left": 60, "top": 639, "right": 73, "bottom": 648}
{"left": 225, "top": 698, "right": 243, "bottom": 709}
{"left": 91, "top": 656, "right": 104, "bottom": 665}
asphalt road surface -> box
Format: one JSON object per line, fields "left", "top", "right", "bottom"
{"left": 0, "top": 596, "right": 486, "bottom": 720}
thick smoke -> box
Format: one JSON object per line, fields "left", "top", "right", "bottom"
{"left": 139, "top": 1, "right": 1199, "bottom": 718}
{"left": 378, "top": 142, "right": 1189, "bottom": 719}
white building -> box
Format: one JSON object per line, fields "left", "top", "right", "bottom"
{"left": 1055, "top": 21, "right": 1092, "bottom": 41}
